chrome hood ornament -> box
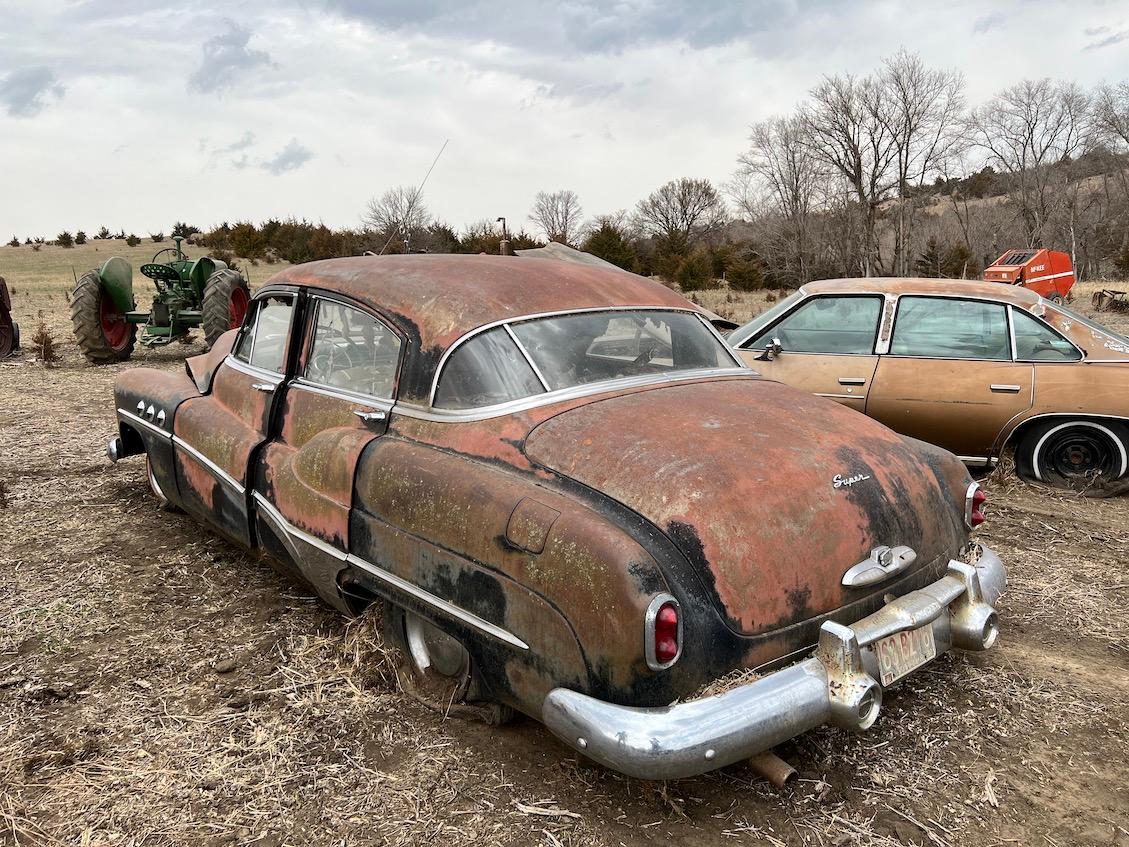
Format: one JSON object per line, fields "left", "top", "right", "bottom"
{"left": 841, "top": 545, "right": 917, "bottom": 587}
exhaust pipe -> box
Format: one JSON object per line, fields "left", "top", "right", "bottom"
{"left": 747, "top": 750, "right": 797, "bottom": 788}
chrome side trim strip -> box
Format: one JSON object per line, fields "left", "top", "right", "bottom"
{"left": 249, "top": 493, "right": 528, "bottom": 651}
{"left": 345, "top": 554, "right": 530, "bottom": 651}
{"left": 172, "top": 437, "right": 246, "bottom": 495}
{"left": 117, "top": 408, "right": 172, "bottom": 440}
{"left": 957, "top": 455, "right": 994, "bottom": 466}
{"left": 398, "top": 367, "right": 756, "bottom": 423}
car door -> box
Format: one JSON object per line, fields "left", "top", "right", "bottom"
{"left": 173, "top": 291, "right": 298, "bottom": 546}
{"left": 734, "top": 293, "right": 884, "bottom": 412}
{"left": 866, "top": 295, "right": 1034, "bottom": 462}
{"left": 252, "top": 294, "right": 402, "bottom": 612}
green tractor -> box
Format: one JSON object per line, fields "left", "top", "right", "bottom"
{"left": 70, "top": 237, "right": 250, "bottom": 363}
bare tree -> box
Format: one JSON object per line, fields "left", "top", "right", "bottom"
{"left": 529, "top": 190, "right": 584, "bottom": 244}
{"left": 970, "top": 79, "right": 1094, "bottom": 246}
{"left": 634, "top": 177, "right": 728, "bottom": 255}
{"left": 878, "top": 50, "right": 966, "bottom": 275}
{"left": 801, "top": 73, "right": 899, "bottom": 276}
{"left": 733, "top": 115, "right": 824, "bottom": 283}
{"left": 362, "top": 185, "right": 431, "bottom": 252}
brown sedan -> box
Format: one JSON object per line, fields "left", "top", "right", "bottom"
{"left": 729, "top": 278, "right": 1129, "bottom": 487}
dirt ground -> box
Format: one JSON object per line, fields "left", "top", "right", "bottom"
{"left": 2, "top": 244, "right": 1128, "bottom": 847}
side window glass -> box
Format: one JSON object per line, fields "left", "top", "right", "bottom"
{"left": 749, "top": 296, "right": 881, "bottom": 354}
{"left": 1012, "top": 308, "right": 1082, "bottom": 361}
{"left": 890, "top": 297, "right": 1008, "bottom": 360}
{"left": 435, "top": 328, "right": 544, "bottom": 409}
{"left": 248, "top": 296, "right": 294, "bottom": 373}
{"left": 305, "top": 301, "right": 401, "bottom": 399}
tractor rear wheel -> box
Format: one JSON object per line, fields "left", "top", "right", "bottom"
{"left": 71, "top": 271, "right": 136, "bottom": 363}
{"left": 202, "top": 269, "right": 250, "bottom": 348}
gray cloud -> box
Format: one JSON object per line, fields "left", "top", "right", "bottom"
{"left": 0, "top": 66, "right": 65, "bottom": 117}
{"left": 1086, "top": 29, "right": 1129, "bottom": 50}
{"left": 188, "top": 20, "right": 273, "bottom": 94}
{"left": 261, "top": 139, "right": 313, "bottom": 175}
{"left": 1084, "top": 25, "right": 1108, "bottom": 36}
{"left": 322, "top": 0, "right": 847, "bottom": 56}
{"left": 973, "top": 12, "right": 1005, "bottom": 35}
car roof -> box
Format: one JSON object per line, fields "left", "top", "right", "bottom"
{"left": 802, "top": 277, "right": 1042, "bottom": 309}
{"left": 265, "top": 254, "right": 700, "bottom": 404}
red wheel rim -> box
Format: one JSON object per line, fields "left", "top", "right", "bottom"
{"left": 229, "top": 286, "right": 249, "bottom": 329}
{"left": 99, "top": 293, "right": 129, "bottom": 350}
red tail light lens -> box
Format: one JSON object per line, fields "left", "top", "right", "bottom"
{"left": 647, "top": 596, "right": 681, "bottom": 670}
{"left": 971, "top": 488, "right": 987, "bottom": 527}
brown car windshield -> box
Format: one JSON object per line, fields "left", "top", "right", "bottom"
{"left": 434, "top": 310, "right": 739, "bottom": 409}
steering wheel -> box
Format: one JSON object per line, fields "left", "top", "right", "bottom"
{"left": 150, "top": 248, "right": 184, "bottom": 264}
{"left": 631, "top": 342, "right": 659, "bottom": 367}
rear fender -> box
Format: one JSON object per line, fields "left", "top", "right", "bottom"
{"left": 188, "top": 257, "right": 220, "bottom": 298}
{"left": 98, "top": 257, "right": 134, "bottom": 314}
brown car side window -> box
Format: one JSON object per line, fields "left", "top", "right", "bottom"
{"left": 305, "top": 300, "right": 401, "bottom": 399}
{"left": 747, "top": 295, "right": 882, "bottom": 355}
{"left": 1011, "top": 308, "right": 1082, "bottom": 362}
{"left": 889, "top": 297, "right": 1010, "bottom": 360}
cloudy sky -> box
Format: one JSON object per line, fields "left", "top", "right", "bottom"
{"left": 1, "top": 0, "right": 1126, "bottom": 239}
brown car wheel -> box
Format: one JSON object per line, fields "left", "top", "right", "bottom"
{"left": 384, "top": 602, "right": 513, "bottom": 725}
{"left": 1016, "top": 419, "right": 1129, "bottom": 488}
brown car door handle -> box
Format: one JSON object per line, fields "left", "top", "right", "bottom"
{"left": 250, "top": 382, "right": 275, "bottom": 393}
{"left": 838, "top": 377, "right": 867, "bottom": 386}
{"left": 990, "top": 384, "right": 1022, "bottom": 393}
{"left": 354, "top": 409, "right": 388, "bottom": 423}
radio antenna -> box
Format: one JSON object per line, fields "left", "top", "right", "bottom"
{"left": 377, "top": 138, "right": 449, "bottom": 256}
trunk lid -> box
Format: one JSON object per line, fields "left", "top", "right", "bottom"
{"left": 524, "top": 378, "right": 968, "bottom": 636}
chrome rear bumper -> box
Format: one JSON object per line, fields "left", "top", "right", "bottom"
{"left": 542, "top": 546, "right": 1005, "bottom": 780}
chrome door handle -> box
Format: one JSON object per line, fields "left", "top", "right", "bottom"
{"left": 250, "top": 383, "right": 275, "bottom": 393}
{"left": 838, "top": 377, "right": 867, "bottom": 385}
{"left": 990, "top": 384, "right": 1022, "bottom": 393}
{"left": 354, "top": 409, "right": 388, "bottom": 423}
{"left": 841, "top": 545, "right": 917, "bottom": 587}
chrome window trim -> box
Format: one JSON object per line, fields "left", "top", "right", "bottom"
{"left": 875, "top": 292, "right": 897, "bottom": 354}
{"left": 117, "top": 408, "right": 172, "bottom": 440}
{"left": 224, "top": 354, "right": 286, "bottom": 384}
{"left": 428, "top": 305, "right": 744, "bottom": 407}
{"left": 644, "top": 593, "right": 682, "bottom": 671}
{"left": 173, "top": 436, "right": 245, "bottom": 495}
{"left": 289, "top": 378, "right": 395, "bottom": 411}
{"left": 502, "top": 323, "right": 551, "bottom": 392}
{"left": 397, "top": 367, "right": 755, "bottom": 423}
{"left": 1008, "top": 304, "right": 1085, "bottom": 362}
{"left": 1006, "top": 304, "right": 1018, "bottom": 360}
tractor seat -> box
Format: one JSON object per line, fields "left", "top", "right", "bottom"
{"left": 141, "top": 263, "right": 182, "bottom": 282}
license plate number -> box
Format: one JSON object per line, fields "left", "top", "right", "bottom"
{"left": 875, "top": 625, "right": 936, "bottom": 686}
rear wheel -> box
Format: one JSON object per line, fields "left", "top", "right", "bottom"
{"left": 71, "top": 271, "right": 136, "bottom": 363}
{"left": 201, "top": 269, "right": 250, "bottom": 348}
{"left": 1016, "top": 418, "right": 1129, "bottom": 488}
{"left": 384, "top": 602, "right": 513, "bottom": 724}
{"left": 0, "top": 315, "right": 13, "bottom": 358}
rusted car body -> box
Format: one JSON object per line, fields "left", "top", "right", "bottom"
{"left": 107, "top": 256, "right": 1004, "bottom": 779}
{"left": 730, "top": 278, "right": 1129, "bottom": 488}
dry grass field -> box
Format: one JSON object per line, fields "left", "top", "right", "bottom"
{"left": 1, "top": 241, "right": 1128, "bottom": 847}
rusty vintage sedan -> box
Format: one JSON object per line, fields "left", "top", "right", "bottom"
{"left": 730, "top": 278, "right": 1129, "bottom": 488}
{"left": 107, "top": 256, "right": 1004, "bottom": 779}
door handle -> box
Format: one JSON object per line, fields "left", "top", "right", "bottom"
{"left": 250, "top": 382, "right": 275, "bottom": 393}
{"left": 354, "top": 409, "right": 388, "bottom": 423}
{"left": 838, "top": 377, "right": 867, "bottom": 385}
{"left": 990, "top": 384, "right": 1022, "bottom": 393}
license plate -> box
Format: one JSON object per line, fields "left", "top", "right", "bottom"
{"left": 875, "top": 625, "right": 937, "bottom": 686}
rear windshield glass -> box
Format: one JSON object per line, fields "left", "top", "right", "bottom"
{"left": 510, "top": 310, "right": 738, "bottom": 392}
{"left": 434, "top": 310, "right": 738, "bottom": 409}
